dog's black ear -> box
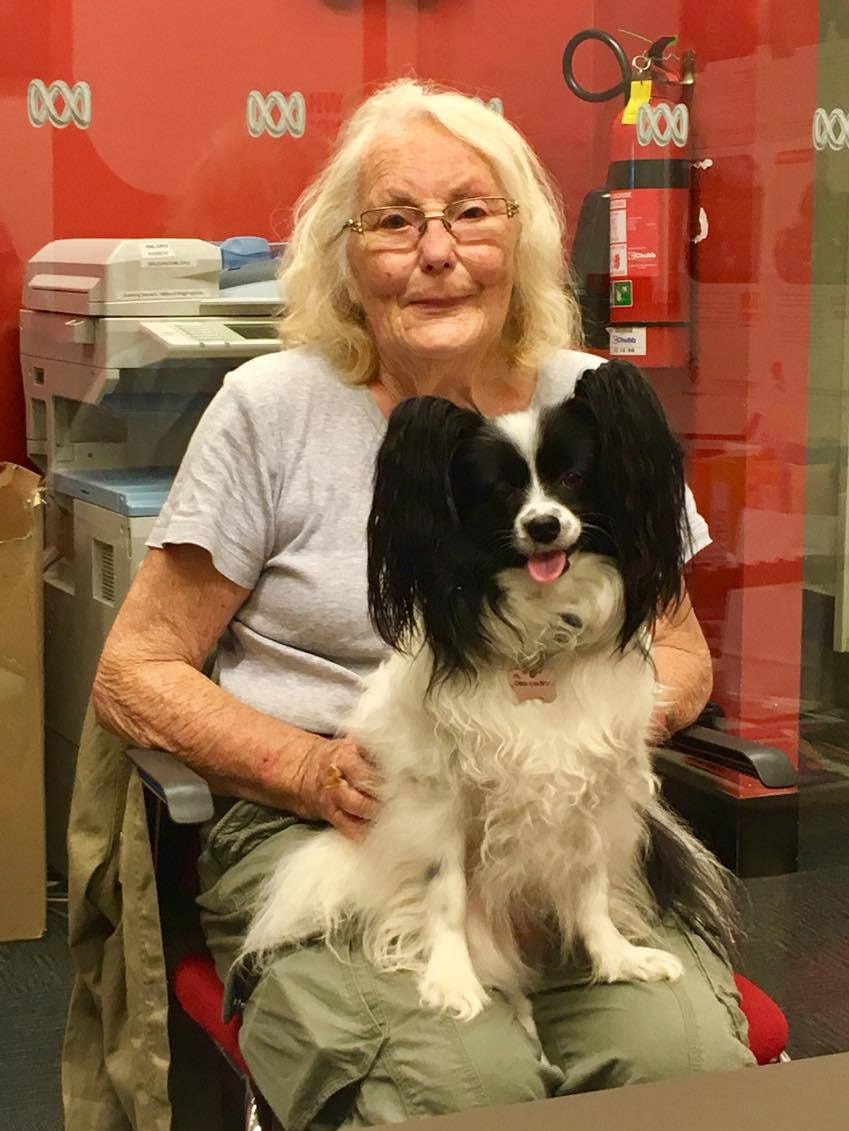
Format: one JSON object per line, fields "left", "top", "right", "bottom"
{"left": 571, "top": 361, "right": 689, "bottom": 645}
{"left": 367, "top": 396, "right": 484, "bottom": 661}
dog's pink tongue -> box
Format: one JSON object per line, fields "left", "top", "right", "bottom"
{"left": 527, "top": 551, "right": 568, "bottom": 584}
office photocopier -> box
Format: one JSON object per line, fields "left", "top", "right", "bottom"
{"left": 20, "top": 237, "right": 283, "bottom": 870}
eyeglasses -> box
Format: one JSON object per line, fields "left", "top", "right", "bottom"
{"left": 342, "top": 196, "right": 519, "bottom": 249}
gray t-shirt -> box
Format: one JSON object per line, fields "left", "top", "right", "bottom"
{"left": 148, "top": 346, "right": 710, "bottom": 735}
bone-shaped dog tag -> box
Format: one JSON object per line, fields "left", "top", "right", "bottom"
{"left": 509, "top": 669, "right": 557, "bottom": 704}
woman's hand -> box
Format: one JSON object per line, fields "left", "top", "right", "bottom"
{"left": 293, "top": 736, "right": 382, "bottom": 840}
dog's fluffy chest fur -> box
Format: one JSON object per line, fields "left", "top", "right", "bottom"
{"left": 359, "top": 637, "right": 656, "bottom": 799}
{"left": 348, "top": 556, "right": 659, "bottom": 915}
{"left": 354, "top": 553, "right": 657, "bottom": 797}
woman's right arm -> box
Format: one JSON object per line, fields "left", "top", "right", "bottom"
{"left": 93, "top": 543, "right": 379, "bottom": 838}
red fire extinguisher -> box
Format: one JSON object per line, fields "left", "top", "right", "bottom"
{"left": 563, "top": 30, "right": 696, "bottom": 369}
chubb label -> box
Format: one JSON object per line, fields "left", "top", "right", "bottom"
{"left": 609, "top": 327, "right": 647, "bottom": 356}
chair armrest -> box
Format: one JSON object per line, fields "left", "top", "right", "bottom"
{"left": 661, "top": 725, "right": 798, "bottom": 789}
{"left": 126, "top": 746, "right": 215, "bottom": 824}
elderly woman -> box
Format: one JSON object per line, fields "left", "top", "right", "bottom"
{"left": 91, "top": 80, "right": 753, "bottom": 1129}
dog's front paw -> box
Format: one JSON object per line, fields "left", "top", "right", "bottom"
{"left": 418, "top": 968, "right": 491, "bottom": 1022}
{"left": 594, "top": 944, "right": 684, "bottom": 984}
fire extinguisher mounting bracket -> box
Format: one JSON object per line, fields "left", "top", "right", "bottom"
{"left": 646, "top": 36, "right": 678, "bottom": 64}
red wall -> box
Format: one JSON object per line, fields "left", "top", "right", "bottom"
{"left": 0, "top": 1, "right": 823, "bottom": 759}
{"left": 679, "top": 1, "right": 818, "bottom": 757}
{"left": 0, "top": 0, "right": 691, "bottom": 463}
{"left": 2, "top": 0, "right": 618, "bottom": 461}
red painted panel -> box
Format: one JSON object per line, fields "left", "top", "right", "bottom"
{"left": 0, "top": 0, "right": 825, "bottom": 781}
{"left": 0, "top": 0, "right": 60, "bottom": 464}
{"left": 679, "top": 3, "right": 818, "bottom": 761}
{"left": 0, "top": 0, "right": 367, "bottom": 462}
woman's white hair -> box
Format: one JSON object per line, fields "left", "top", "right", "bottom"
{"left": 280, "top": 78, "right": 583, "bottom": 383}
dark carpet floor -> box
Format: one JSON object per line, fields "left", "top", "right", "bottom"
{"left": 2, "top": 787, "right": 848, "bottom": 1131}
{"left": 738, "top": 790, "right": 849, "bottom": 1060}
{"left": 0, "top": 897, "right": 73, "bottom": 1131}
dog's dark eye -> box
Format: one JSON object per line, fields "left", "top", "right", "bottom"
{"left": 494, "top": 482, "right": 524, "bottom": 502}
{"left": 560, "top": 470, "right": 584, "bottom": 488}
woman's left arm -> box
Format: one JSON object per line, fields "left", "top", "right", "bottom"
{"left": 650, "top": 590, "right": 713, "bottom": 743}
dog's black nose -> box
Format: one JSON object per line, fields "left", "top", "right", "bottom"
{"left": 525, "top": 516, "right": 560, "bottom": 543}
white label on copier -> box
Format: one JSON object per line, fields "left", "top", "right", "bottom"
{"left": 139, "top": 244, "right": 197, "bottom": 271}
{"left": 141, "top": 242, "right": 178, "bottom": 261}
{"left": 140, "top": 260, "right": 197, "bottom": 269}
{"left": 118, "top": 288, "right": 208, "bottom": 299}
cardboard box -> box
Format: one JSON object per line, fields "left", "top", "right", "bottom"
{"left": 0, "top": 463, "right": 46, "bottom": 940}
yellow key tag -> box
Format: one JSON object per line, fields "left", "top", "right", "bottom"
{"left": 621, "top": 79, "right": 652, "bottom": 125}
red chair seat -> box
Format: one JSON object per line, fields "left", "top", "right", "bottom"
{"left": 173, "top": 952, "right": 248, "bottom": 1073}
{"left": 733, "top": 973, "right": 790, "bottom": 1064}
{"left": 173, "top": 953, "right": 789, "bottom": 1076}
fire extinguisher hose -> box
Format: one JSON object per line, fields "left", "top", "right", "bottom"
{"left": 562, "top": 28, "right": 632, "bottom": 105}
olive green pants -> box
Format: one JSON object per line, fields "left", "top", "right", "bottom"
{"left": 197, "top": 804, "right": 755, "bottom": 1131}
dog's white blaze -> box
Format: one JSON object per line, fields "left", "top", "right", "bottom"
{"left": 495, "top": 409, "right": 539, "bottom": 467}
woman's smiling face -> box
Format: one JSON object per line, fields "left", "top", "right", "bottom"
{"left": 345, "top": 120, "right": 520, "bottom": 371}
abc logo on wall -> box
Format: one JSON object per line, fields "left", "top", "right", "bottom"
{"left": 246, "top": 90, "right": 307, "bottom": 138}
{"left": 27, "top": 79, "right": 92, "bottom": 129}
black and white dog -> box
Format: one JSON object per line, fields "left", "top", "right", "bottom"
{"left": 244, "top": 360, "right": 735, "bottom": 1031}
